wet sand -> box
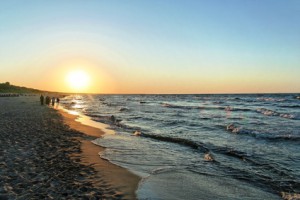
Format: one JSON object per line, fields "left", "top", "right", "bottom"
{"left": 59, "top": 109, "right": 141, "bottom": 200}
{"left": 0, "top": 96, "right": 140, "bottom": 199}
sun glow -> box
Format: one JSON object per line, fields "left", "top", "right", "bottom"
{"left": 66, "top": 70, "right": 90, "bottom": 91}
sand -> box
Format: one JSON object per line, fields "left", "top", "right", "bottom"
{"left": 0, "top": 96, "right": 140, "bottom": 199}
{"left": 59, "top": 108, "right": 141, "bottom": 199}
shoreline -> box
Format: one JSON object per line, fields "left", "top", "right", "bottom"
{"left": 0, "top": 96, "right": 140, "bottom": 199}
{"left": 57, "top": 107, "right": 141, "bottom": 200}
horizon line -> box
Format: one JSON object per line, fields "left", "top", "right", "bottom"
{"left": 2, "top": 82, "right": 299, "bottom": 95}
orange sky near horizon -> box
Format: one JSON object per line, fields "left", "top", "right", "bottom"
{"left": 1, "top": 52, "right": 298, "bottom": 94}
{"left": 2, "top": 57, "right": 297, "bottom": 94}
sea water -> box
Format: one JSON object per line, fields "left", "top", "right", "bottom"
{"left": 61, "top": 94, "right": 300, "bottom": 199}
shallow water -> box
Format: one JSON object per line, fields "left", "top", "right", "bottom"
{"left": 61, "top": 94, "right": 300, "bottom": 199}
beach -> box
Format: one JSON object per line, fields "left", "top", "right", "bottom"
{"left": 0, "top": 96, "right": 140, "bottom": 199}
{"left": 1, "top": 94, "right": 299, "bottom": 200}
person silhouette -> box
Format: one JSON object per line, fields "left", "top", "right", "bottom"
{"left": 40, "top": 95, "right": 44, "bottom": 105}
{"left": 51, "top": 97, "right": 55, "bottom": 106}
{"left": 45, "top": 96, "right": 50, "bottom": 105}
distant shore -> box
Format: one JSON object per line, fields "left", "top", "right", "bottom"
{"left": 0, "top": 95, "right": 140, "bottom": 199}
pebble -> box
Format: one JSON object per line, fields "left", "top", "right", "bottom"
{"left": 0, "top": 97, "right": 119, "bottom": 199}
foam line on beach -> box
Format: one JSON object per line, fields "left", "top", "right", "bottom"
{"left": 55, "top": 104, "right": 141, "bottom": 199}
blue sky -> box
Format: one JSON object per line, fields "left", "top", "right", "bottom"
{"left": 0, "top": 0, "right": 299, "bottom": 93}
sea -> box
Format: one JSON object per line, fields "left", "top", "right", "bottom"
{"left": 60, "top": 94, "right": 300, "bottom": 200}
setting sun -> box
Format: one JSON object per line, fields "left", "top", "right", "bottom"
{"left": 66, "top": 70, "right": 90, "bottom": 91}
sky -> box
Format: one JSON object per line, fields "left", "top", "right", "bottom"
{"left": 0, "top": 0, "right": 299, "bottom": 94}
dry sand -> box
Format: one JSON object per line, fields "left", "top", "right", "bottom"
{"left": 0, "top": 96, "right": 140, "bottom": 200}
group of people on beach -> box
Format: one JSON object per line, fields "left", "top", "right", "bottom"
{"left": 40, "top": 95, "right": 59, "bottom": 106}
{"left": 0, "top": 93, "right": 20, "bottom": 97}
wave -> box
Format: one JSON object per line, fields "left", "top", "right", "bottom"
{"left": 86, "top": 113, "right": 105, "bottom": 118}
{"left": 224, "top": 107, "right": 252, "bottom": 112}
{"left": 257, "top": 97, "right": 286, "bottom": 102}
{"left": 101, "top": 102, "right": 125, "bottom": 107}
{"left": 119, "top": 107, "right": 130, "bottom": 112}
{"left": 278, "top": 105, "right": 300, "bottom": 108}
{"left": 141, "top": 133, "right": 208, "bottom": 152}
{"left": 161, "top": 103, "right": 198, "bottom": 110}
{"left": 225, "top": 124, "right": 300, "bottom": 142}
{"left": 139, "top": 101, "right": 148, "bottom": 104}
{"left": 262, "top": 135, "right": 300, "bottom": 142}
{"left": 256, "top": 108, "right": 300, "bottom": 120}
{"left": 215, "top": 161, "right": 299, "bottom": 195}
{"left": 135, "top": 129, "right": 296, "bottom": 190}
{"left": 86, "top": 114, "right": 125, "bottom": 127}
{"left": 162, "top": 103, "right": 252, "bottom": 112}
{"left": 90, "top": 116, "right": 116, "bottom": 124}
{"left": 88, "top": 113, "right": 299, "bottom": 194}
{"left": 209, "top": 147, "right": 299, "bottom": 194}
{"left": 140, "top": 133, "right": 260, "bottom": 162}
{"left": 139, "top": 132, "right": 298, "bottom": 193}
{"left": 151, "top": 166, "right": 178, "bottom": 175}
{"left": 199, "top": 117, "right": 211, "bottom": 120}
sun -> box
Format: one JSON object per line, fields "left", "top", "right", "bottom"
{"left": 66, "top": 70, "right": 90, "bottom": 91}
